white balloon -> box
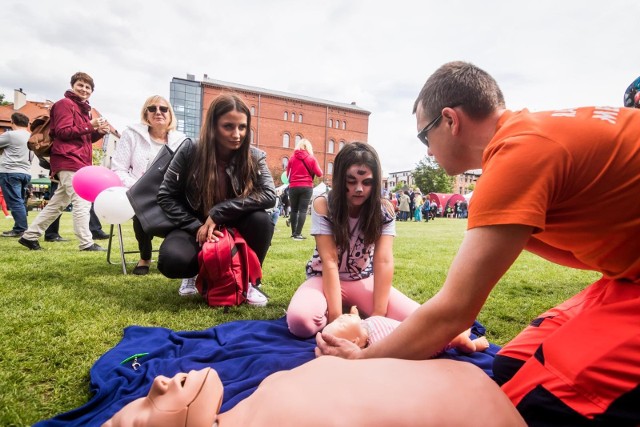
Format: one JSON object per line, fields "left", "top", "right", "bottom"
{"left": 94, "top": 186, "right": 134, "bottom": 224}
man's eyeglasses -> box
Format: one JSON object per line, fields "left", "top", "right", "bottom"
{"left": 417, "top": 114, "right": 443, "bottom": 148}
{"left": 147, "top": 105, "right": 169, "bottom": 114}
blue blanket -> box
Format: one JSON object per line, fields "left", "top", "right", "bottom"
{"left": 35, "top": 317, "right": 499, "bottom": 426}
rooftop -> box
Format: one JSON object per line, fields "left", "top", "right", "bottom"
{"left": 176, "top": 76, "right": 371, "bottom": 115}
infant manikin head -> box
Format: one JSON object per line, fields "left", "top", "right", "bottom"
{"left": 102, "top": 368, "right": 222, "bottom": 427}
{"left": 322, "top": 306, "right": 369, "bottom": 348}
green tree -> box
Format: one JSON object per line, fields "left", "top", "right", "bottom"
{"left": 0, "top": 93, "right": 10, "bottom": 106}
{"left": 412, "top": 156, "right": 454, "bottom": 193}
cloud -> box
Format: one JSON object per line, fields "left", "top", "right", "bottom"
{"left": 2, "top": 0, "right": 639, "bottom": 172}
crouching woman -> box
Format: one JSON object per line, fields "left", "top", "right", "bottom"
{"left": 157, "top": 94, "right": 276, "bottom": 299}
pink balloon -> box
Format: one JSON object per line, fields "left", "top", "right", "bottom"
{"left": 72, "top": 166, "right": 122, "bottom": 202}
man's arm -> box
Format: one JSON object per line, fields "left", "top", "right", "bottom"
{"left": 0, "top": 132, "right": 10, "bottom": 149}
{"left": 525, "top": 236, "right": 594, "bottom": 270}
{"left": 316, "top": 224, "right": 534, "bottom": 359}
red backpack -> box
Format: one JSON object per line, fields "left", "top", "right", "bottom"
{"left": 196, "top": 228, "right": 262, "bottom": 307}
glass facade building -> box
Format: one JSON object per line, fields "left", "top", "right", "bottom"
{"left": 170, "top": 77, "right": 202, "bottom": 141}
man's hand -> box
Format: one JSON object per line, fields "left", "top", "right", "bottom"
{"left": 315, "top": 332, "right": 363, "bottom": 359}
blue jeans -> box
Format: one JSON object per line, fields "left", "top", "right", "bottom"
{"left": 0, "top": 172, "right": 30, "bottom": 232}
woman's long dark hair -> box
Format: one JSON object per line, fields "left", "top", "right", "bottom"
{"left": 188, "top": 93, "right": 256, "bottom": 217}
{"left": 329, "top": 142, "right": 391, "bottom": 249}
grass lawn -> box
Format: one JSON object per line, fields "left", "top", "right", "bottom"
{"left": 0, "top": 213, "right": 600, "bottom": 425}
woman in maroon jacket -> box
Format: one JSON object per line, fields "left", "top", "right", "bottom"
{"left": 19, "top": 72, "right": 109, "bottom": 252}
{"left": 286, "top": 139, "right": 323, "bottom": 240}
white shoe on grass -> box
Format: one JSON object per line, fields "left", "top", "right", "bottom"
{"left": 179, "top": 276, "right": 198, "bottom": 296}
{"left": 246, "top": 284, "right": 268, "bottom": 307}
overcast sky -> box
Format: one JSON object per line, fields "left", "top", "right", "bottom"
{"left": 2, "top": 0, "right": 638, "bottom": 173}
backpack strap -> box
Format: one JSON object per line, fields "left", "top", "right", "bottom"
{"left": 230, "top": 228, "right": 262, "bottom": 290}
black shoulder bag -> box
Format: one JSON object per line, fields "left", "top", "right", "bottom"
{"left": 126, "top": 138, "right": 189, "bottom": 237}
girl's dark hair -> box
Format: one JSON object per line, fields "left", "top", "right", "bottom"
{"left": 188, "top": 93, "right": 255, "bottom": 216}
{"left": 329, "top": 142, "right": 390, "bottom": 249}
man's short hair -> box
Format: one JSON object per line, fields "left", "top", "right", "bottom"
{"left": 10, "top": 112, "right": 29, "bottom": 127}
{"left": 414, "top": 61, "right": 505, "bottom": 120}
{"left": 70, "top": 72, "right": 95, "bottom": 91}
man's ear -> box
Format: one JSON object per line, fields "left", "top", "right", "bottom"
{"left": 443, "top": 107, "right": 460, "bottom": 136}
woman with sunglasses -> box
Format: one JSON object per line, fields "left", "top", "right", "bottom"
{"left": 111, "top": 95, "right": 186, "bottom": 275}
{"left": 286, "top": 142, "right": 419, "bottom": 337}
{"left": 157, "top": 94, "right": 276, "bottom": 303}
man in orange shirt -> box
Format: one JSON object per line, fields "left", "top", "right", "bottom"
{"left": 317, "top": 61, "right": 640, "bottom": 426}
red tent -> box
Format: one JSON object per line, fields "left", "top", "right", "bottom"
{"left": 428, "top": 193, "right": 466, "bottom": 217}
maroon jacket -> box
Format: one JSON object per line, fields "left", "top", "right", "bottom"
{"left": 286, "top": 150, "right": 323, "bottom": 189}
{"left": 49, "top": 90, "right": 102, "bottom": 176}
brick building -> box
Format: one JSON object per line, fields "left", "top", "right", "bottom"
{"left": 170, "top": 75, "right": 371, "bottom": 185}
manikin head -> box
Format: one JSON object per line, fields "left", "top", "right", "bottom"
{"left": 102, "top": 368, "right": 222, "bottom": 427}
{"left": 322, "top": 306, "right": 369, "bottom": 348}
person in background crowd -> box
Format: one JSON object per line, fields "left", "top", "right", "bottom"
{"left": 286, "top": 139, "right": 323, "bottom": 240}
{"left": 111, "top": 95, "right": 186, "bottom": 275}
{"left": 398, "top": 190, "right": 410, "bottom": 221}
{"left": 389, "top": 192, "right": 398, "bottom": 219}
{"left": 413, "top": 189, "right": 423, "bottom": 221}
{"left": 157, "top": 94, "right": 275, "bottom": 303}
{"left": 0, "top": 112, "right": 31, "bottom": 237}
{"left": 18, "top": 72, "right": 109, "bottom": 251}
{"left": 0, "top": 187, "right": 10, "bottom": 218}
{"left": 317, "top": 61, "right": 640, "bottom": 426}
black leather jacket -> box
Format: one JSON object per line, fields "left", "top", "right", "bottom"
{"left": 157, "top": 138, "right": 276, "bottom": 234}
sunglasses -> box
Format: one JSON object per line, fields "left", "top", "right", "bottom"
{"left": 417, "top": 104, "right": 462, "bottom": 147}
{"left": 147, "top": 105, "right": 169, "bottom": 113}
{"left": 416, "top": 114, "right": 442, "bottom": 148}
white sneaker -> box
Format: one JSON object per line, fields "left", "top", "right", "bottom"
{"left": 246, "top": 284, "right": 268, "bottom": 307}
{"left": 179, "top": 276, "right": 198, "bottom": 296}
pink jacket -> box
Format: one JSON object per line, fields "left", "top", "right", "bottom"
{"left": 286, "top": 150, "right": 323, "bottom": 189}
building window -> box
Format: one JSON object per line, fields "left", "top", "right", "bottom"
{"left": 250, "top": 129, "right": 255, "bottom": 144}
{"left": 328, "top": 162, "right": 334, "bottom": 174}
{"left": 284, "top": 111, "right": 288, "bottom": 121}
{"left": 295, "top": 134, "right": 302, "bottom": 144}
{"left": 291, "top": 113, "right": 296, "bottom": 122}
{"left": 335, "top": 120, "right": 340, "bottom": 129}
{"left": 342, "top": 121, "right": 346, "bottom": 130}
{"left": 283, "top": 133, "right": 290, "bottom": 148}
{"left": 282, "top": 156, "right": 289, "bottom": 169}
{"left": 329, "top": 119, "right": 333, "bottom": 128}
{"left": 328, "top": 139, "right": 335, "bottom": 154}
{"left": 251, "top": 106, "right": 256, "bottom": 116}
{"left": 170, "top": 78, "right": 202, "bottom": 141}
{"left": 298, "top": 113, "right": 303, "bottom": 123}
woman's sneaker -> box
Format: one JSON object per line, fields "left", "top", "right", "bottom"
{"left": 179, "top": 276, "right": 198, "bottom": 296}
{"left": 246, "top": 285, "right": 268, "bottom": 307}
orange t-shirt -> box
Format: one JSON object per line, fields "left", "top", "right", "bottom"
{"left": 469, "top": 107, "right": 640, "bottom": 281}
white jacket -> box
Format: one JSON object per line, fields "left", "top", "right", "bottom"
{"left": 111, "top": 123, "right": 186, "bottom": 188}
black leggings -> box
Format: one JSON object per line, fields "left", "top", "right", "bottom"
{"left": 288, "top": 186, "right": 313, "bottom": 236}
{"left": 157, "top": 210, "right": 274, "bottom": 279}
